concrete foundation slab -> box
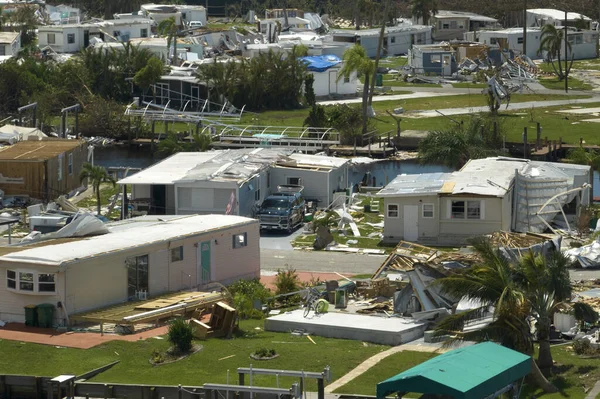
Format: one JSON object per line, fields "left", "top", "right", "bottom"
{"left": 264, "top": 310, "right": 428, "bottom": 346}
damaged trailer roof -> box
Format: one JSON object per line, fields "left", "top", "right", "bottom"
{"left": 0, "top": 215, "right": 255, "bottom": 266}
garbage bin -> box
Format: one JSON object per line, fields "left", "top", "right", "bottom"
{"left": 37, "top": 303, "right": 55, "bottom": 328}
{"left": 335, "top": 288, "right": 348, "bottom": 309}
{"left": 24, "top": 305, "right": 38, "bottom": 327}
{"left": 364, "top": 204, "right": 371, "bottom": 213}
{"left": 376, "top": 73, "right": 383, "bottom": 86}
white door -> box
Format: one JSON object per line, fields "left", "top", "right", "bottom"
{"left": 442, "top": 55, "right": 451, "bottom": 76}
{"left": 403, "top": 205, "right": 419, "bottom": 241}
{"left": 329, "top": 71, "right": 338, "bottom": 94}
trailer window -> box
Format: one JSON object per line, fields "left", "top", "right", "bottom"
{"left": 233, "top": 232, "right": 247, "bottom": 249}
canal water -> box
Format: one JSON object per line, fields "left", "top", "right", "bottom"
{"left": 94, "top": 146, "right": 600, "bottom": 196}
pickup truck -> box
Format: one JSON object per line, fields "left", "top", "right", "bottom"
{"left": 257, "top": 185, "right": 305, "bottom": 232}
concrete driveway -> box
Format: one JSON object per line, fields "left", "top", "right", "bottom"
{"left": 259, "top": 224, "right": 305, "bottom": 250}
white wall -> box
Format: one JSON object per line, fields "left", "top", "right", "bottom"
{"left": 180, "top": 8, "right": 207, "bottom": 25}
{"left": 38, "top": 27, "right": 81, "bottom": 53}
{"left": 310, "top": 68, "right": 357, "bottom": 97}
{"left": 0, "top": 221, "right": 260, "bottom": 324}
{"left": 176, "top": 181, "right": 239, "bottom": 215}
{"left": 382, "top": 195, "right": 506, "bottom": 245}
{"left": 0, "top": 34, "right": 20, "bottom": 56}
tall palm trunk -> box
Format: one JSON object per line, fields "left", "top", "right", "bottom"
{"left": 95, "top": 183, "right": 102, "bottom": 216}
{"left": 530, "top": 358, "right": 558, "bottom": 393}
{"left": 537, "top": 317, "right": 554, "bottom": 369}
{"left": 361, "top": 73, "right": 370, "bottom": 136}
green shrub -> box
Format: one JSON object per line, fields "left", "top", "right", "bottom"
{"left": 228, "top": 279, "right": 271, "bottom": 319}
{"left": 274, "top": 267, "right": 300, "bottom": 296}
{"left": 167, "top": 318, "right": 194, "bottom": 353}
{"left": 572, "top": 338, "right": 594, "bottom": 355}
{"left": 151, "top": 349, "right": 164, "bottom": 364}
{"left": 254, "top": 347, "right": 277, "bottom": 358}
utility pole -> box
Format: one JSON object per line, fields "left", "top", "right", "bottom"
{"left": 565, "top": 10, "right": 569, "bottom": 93}
{"left": 523, "top": 0, "right": 527, "bottom": 57}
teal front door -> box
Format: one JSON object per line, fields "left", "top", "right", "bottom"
{"left": 199, "top": 241, "right": 211, "bottom": 285}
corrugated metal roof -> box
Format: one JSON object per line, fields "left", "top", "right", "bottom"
{"left": 0, "top": 214, "right": 256, "bottom": 266}
{"left": 378, "top": 157, "right": 591, "bottom": 198}
{"left": 119, "top": 148, "right": 347, "bottom": 186}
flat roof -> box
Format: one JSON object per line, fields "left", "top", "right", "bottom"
{"left": 378, "top": 157, "right": 590, "bottom": 198}
{"left": 0, "top": 140, "right": 84, "bottom": 161}
{"left": 376, "top": 342, "right": 531, "bottom": 399}
{"left": 0, "top": 214, "right": 256, "bottom": 266}
{"left": 331, "top": 25, "right": 431, "bottom": 37}
{"left": 528, "top": 8, "right": 591, "bottom": 21}
{"left": 435, "top": 10, "right": 498, "bottom": 23}
{"left": 119, "top": 148, "right": 348, "bottom": 186}
{"left": 0, "top": 32, "right": 19, "bottom": 44}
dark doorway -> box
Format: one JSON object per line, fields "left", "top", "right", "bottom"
{"left": 84, "top": 30, "right": 89, "bottom": 47}
{"left": 151, "top": 185, "right": 166, "bottom": 215}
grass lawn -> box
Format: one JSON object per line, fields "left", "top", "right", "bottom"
{"left": 333, "top": 345, "right": 600, "bottom": 399}
{"left": 332, "top": 350, "right": 437, "bottom": 396}
{"left": 378, "top": 56, "right": 408, "bottom": 70}
{"left": 538, "top": 76, "right": 593, "bottom": 91}
{"left": 76, "top": 183, "right": 121, "bottom": 219}
{"left": 521, "top": 345, "right": 600, "bottom": 399}
{"left": 0, "top": 319, "right": 387, "bottom": 389}
{"left": 292, "top": 197, "right": 393, "bottom": 252}
{"left": 538, "top": 58, "right": 600, "bottom": 73}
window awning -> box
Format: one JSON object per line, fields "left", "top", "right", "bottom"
{"left": 376, "top": 342, "right": 531, "bottom": 399}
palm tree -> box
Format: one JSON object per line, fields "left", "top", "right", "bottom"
{"left": 418, "top": 116, "right": 502, "bottom": 169}
{"left": 158, "top": 17, "right": 178, "bottom": 66}
{"left": 339, "top": 44, "right": 375, "bottom": 136}
{"left": 572, "top": 302, "right": 599, "bottom": 330}
{"left": 410, "top": 0, "right": 438, "bottom": 26}
{"left": 566, "top": 147, "right": 600, "bottom": 172}
{"left": 539, "top": 24, "right": 572, "bottom": 81}
{"left": 79, "top": 163, "right": 117, "bottom": 216}
{"left": 433, "top": 238, "right": 573, "bottom": 393}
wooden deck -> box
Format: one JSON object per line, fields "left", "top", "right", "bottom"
{"left": 71, "top": 291, "right": 226, "bottom": 328}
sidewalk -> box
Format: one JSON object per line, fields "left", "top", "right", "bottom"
{"left": 324, "top": 338, "right": 473, "bottom": 394}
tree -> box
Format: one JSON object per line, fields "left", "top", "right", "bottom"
{"left": 304, "top": 74, "right": 316, "bottom": 106}
{"left": 433, "top": 238, "right": 573, "bottom": 393}
{"left": 133, "top": 57, "right": 165, "bottom": 100}
{"left": 566, "top": 147, "right": 600, "bottom": 172}
{"left": 9, "top": 5, "right": 38, "bottom": 47}
{"left": 539, "top": 24, "right": 572, "bottom": 81}
{"left": 79, "top": 163, "right": 117, "bottom": 216}
{"left": 572, "top": 302, "right": 599, "bottom": 330}
{"left": 418, "top": 116, "right": 502, "bottom": 169}
{"left": 339, "top": 45, "right": 374, "bottom": 136}
{"left": 410, "top": 0, "right": 438, "bottom": 26}
{"left": 158, "top": 17, "right": 178, "bottom": 66}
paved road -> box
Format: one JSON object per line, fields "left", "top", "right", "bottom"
{"left": 261, "top": 248, "right": 600, "bottom": 281}
{"left": 261, "top": 248, "right": 385, "bottom": 275}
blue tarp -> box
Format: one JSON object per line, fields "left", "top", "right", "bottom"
{"left": 299, "top": 55, "right": 342, "bottom": 72}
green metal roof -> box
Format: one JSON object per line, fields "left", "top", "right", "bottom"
{"left": 376, "top": 342, "right": 531, "bottom": 399}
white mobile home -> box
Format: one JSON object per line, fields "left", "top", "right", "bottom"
{"left": 330, "top": 25, "right": 432, "bottom": 57}
{"left": 270, "top": 153, "right": 349, "bottom": 207}
{"left": 0, "top": 32, "right": 20, "bottom": 59}
{"left": 477, "top": 27, "right": 598, "bottom": 60}
{"left": 38, "top": 19, "right": 152, "bottom": 53}
{"left": 378, "top": 157, "right": 591, "bottom": 246}
{"left": 300, "top": 55, "right": 358, "bottom": 97}
{"left": 413, "top": 10, "right": 499, "bottom": 41}
{"left": 119, "top": 149, "right": 351, "bottom": 216}
{"left": 0, "top": 214, "right": 260, "bottom": 325}
{"left": 527, "top": 8, "right": 592, "bottom": 29}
